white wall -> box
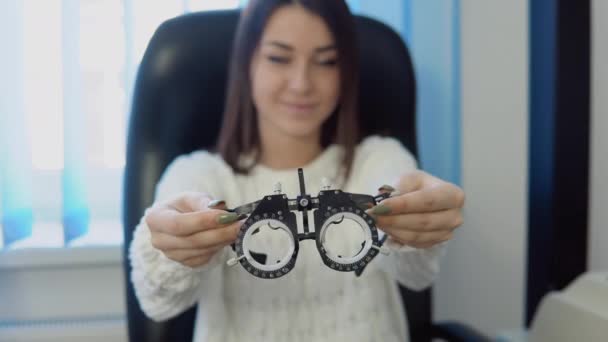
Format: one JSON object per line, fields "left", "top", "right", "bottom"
{"left": 433, "top": 0, "right": 529, "bottom": 337}
{"left": 589, "top": 0, "right": 608, "bottom": 271}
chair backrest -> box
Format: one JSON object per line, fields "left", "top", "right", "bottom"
{"left": 123, "top": 9, "right": 431, "bottom": 342}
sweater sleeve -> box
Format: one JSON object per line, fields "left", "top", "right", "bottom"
{"left": 128, "top": 151, "right": 230, "bottom": 321}
{"left": 351, "top": 136, "right": 448, "bottom": 291}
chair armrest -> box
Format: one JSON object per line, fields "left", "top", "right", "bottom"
{"left": 432, "top": 321, "right": 491, "bottom": 342}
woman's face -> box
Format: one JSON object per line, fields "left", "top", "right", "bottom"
{"left": 250, "top": 4, "right": 340, "bottom": 143}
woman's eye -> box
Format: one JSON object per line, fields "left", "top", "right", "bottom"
{"left": 318, "top": 59, "right": 338, "bottom": 67}
{"left": 268, "top": 56, "right": 289, "bottom": 64}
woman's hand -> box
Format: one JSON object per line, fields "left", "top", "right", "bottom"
{"left": 367, "top": 170, "right": 465, "bottom": 249}
{"left": 144, "top": 192, "right": 242, "bottom": 268}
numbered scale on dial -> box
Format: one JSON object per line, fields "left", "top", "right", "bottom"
{"left": 226, "top": 169, "right": 391, "bottom": 279}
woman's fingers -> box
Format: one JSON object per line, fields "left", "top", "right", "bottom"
{"left": 369, "top": 171, "right": 465, "bottom": 249}
{"left": 372, "top": 208, "right": 463, "bottom": 233}
{"left": 181, "top": 254, "right": 214, "bottom": 268}
{"left": 374, "top": 184, "right": 464, "bottom": 215}
{"left": 188, "top": 221, "right": 241, "bottom": 247}
{"left": 370, "top": 208, "right": 461, "bottom": 248}
{"left": 163, "top": 246, "right": 224, "bottom": 263}
{"left": 143, "top": 193, "right": 238, "bottom": 268}
{"left": 167, "top": 192, "right": 215, "bottom": 212}
{"left": 146, "top": 207, "right": 240, "bottom": 236}
{"left": 385, "top": 229, "right": 454, "bottom": 249}
{"left": 150, "top": 221, "right": 241, "bottom": 250}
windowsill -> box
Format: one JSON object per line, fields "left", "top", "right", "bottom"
{"left": 0, "top": 245, "right": 123, "bottom": 270}
{"left": 0, "top": 219, "right": 124, "bottom": 269}
{"left": 0, "top": 245, "right": 126, "bottom": 325}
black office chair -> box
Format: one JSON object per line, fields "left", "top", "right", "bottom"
{"left": 123, "top": 9, "right": 488, "bottom": 342}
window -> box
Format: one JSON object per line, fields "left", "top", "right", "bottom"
{"left": 0, "top": 0, "right": 241, "bottom": 250}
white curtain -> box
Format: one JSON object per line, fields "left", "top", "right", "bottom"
{"left": 0, "top": 0, "right": 241, "bottom": 249}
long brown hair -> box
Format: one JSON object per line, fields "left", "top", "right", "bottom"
{"left": 216, "top": 0, "right": 360, "bottom": 182}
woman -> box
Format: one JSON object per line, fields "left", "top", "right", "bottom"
{"left": 129, "top": 0, "right": 464, "bottom": 341}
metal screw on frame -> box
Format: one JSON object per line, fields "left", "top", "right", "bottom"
{"left": 274, "top": 182, "right": 282, "bottom": 195}
{"left": 321, "top": 177, "right": 332, "bottom": 190}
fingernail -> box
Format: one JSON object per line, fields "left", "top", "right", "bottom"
{"left": 378, "top": 184, "right": 395, "bottom": 193}
{"left": 371, "top": 204, "right": 391, "bottom": 215}
{"left": 217, "top": 212, "right": 238, "bottom": 225}
{"left": 207, "top": 199, "right": 226, "bottom": 208}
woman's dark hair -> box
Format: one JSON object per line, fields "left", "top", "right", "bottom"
{"left": 216, "top": 0, "right": 360, "bottom": 181}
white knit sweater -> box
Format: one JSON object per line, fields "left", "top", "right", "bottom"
{"left": 129, "top": 135, "right": 446, "bottom": 342}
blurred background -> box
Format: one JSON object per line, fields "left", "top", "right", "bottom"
{"left": 0, "top": 0, "right": 605, "bottom": 341}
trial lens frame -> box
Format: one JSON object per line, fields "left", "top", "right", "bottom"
{"left": 226, "top": 168, "right": 392, "bottom": 279}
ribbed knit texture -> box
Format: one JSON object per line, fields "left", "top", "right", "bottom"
{"left": 129, "top": 135, "right": 446, "bottom": 342}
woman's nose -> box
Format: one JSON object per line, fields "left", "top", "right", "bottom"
{"left": 287, "top": 63, "right": 313, "bottom": 94}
